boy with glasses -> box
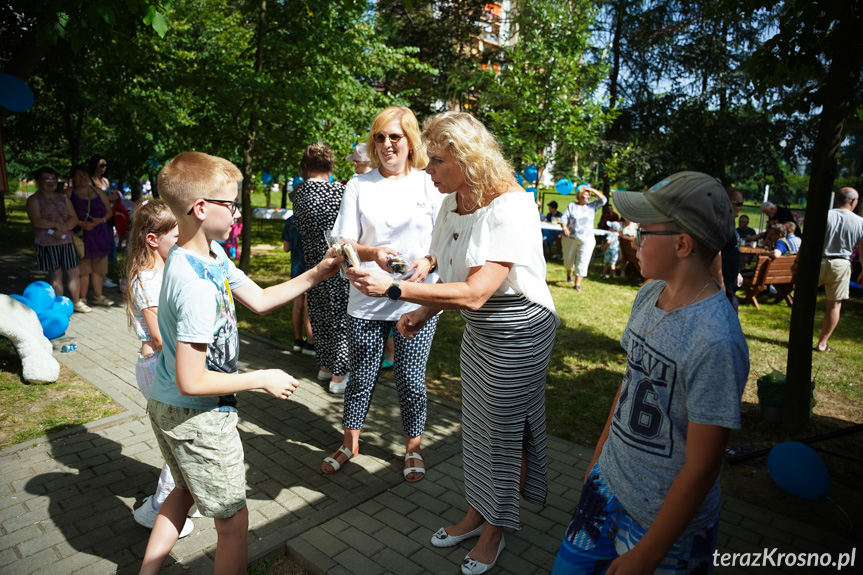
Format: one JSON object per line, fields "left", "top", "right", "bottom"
{"left": 552, "top": 171, "right": 749, "bottom": 574}
{"left": 139, "top": 151, "right": 343, "bottom": 574}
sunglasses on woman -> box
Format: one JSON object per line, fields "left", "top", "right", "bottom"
{"left": 373, "top": 133, "right": 405, "bottom": 145}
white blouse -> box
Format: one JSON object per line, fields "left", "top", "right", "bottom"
{"left": 430, "top": 191, "right": 558, "bottom": 320}
{"left": 333, "top": 168, "right": 443, "bottom": 321}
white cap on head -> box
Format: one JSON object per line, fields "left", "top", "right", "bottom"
{"left": 345, "top": 143, "right": 370, "bottom": 163}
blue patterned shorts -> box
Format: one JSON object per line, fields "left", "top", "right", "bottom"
{"left": 551, "top": 464, "right": 718, "bottom": 575}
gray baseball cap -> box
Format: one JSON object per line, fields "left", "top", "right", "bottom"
{"left": 612, "top": 171, "right": 734, "bottom": 253}
{"left": 345, "top": 143, "right": 370, "bottom": 163}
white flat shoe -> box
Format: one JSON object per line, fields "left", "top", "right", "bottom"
{"left": 317, "top": 370, "right": 333, "bottom": 380}
{"left": 430, "top": 524, "right": 484, "bottom": 548}
{"left": 461, "top": 535, "right": 505, "bottom": 575}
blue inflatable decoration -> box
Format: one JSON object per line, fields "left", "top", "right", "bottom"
{"left": 515, "top": 172, "right": 524, "bottom": 186}
{"left": 9, "top": 293, "right": 30, "bottom": 307}
{"left": 525, "top": 186, "right": 537, "bottom": 199}
{"left": 37, "top": 309, "right": 69, "bottom": 340}
{"left": 260, "top": 171, "right": 273, "bottom": 185}
{"left": 0, "top": 73, "right": 35, "bottom": 113}
{"left": 53, "top": 296, "right": 75, "bottom": 318}
{"left": 23, "top": 281, "right": 56, "bottom": 313}
{"left": 767, "top": 442, "right": 829, "bottom": 501}
{"left": 524, "top": 165, "right": 539, "bottom": 183}
{"left": 292, "top": 176, "right": 304, "bottom": 187}
{"left": 556, "top": 178, "right": 574, "bottom": 195}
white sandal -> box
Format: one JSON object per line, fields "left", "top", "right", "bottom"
{"left": 322, "top": 445, "right": 354, "bottom": 474}
{"left": 403, "top": 451, "right": 425, "bottom": 482}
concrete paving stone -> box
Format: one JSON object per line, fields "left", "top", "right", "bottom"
{"left": 9, "top": 476, "right": 52, "bottom": 500}
{"left": 339, "top": 526, "right": 387, "bottom": 558}
{"left": 375, "top": 490, "right": 418, "bottom": 516}
{"left": 0, "top": 502, "right": 29, "bottom": 524}
{"left": 369, "top": 507, "right": 419, "bottom": 536}
{"left": 9, "top": 547, "right": 59, "bottom": 574}
{"left": 370, "top": 547, "right": 424, "bottom": 575}
{"left": 539, "top": 504, "right": 573, "bottom": 527}
{"left": 725, "top": 537, "right": 763, "bottom": 554}
{"left": 332, "top": 546, "right": 385, "bottom": 575}
{"left": 326, "top": 565, "right": 353, "bottom": 575}
{"left": 498, "top": 547, "right": 545, "bottom": 572}
{"left": 411, "top": 478, "right": 448, "bottom": 499}
{"left": 405, "top": 508, "right": 448, "bottom": 534}
{"left": 17, "top": 526, "right": 69, "bottom": 557}
{"left": 371, "top": 525, "right": 423, "bottom": 557}
{"left": 318, "top": 482, "right": 352, "bottom": 502}
{"left": 1, "top": 509, "right": 51, "bottom": 536}
{"left": 102, "top": 547, "right": 141, "bottom": 571}
{"left": 64, "top": 524, "right": 117, "bottom": 552}
{"left": 288, "top": 538, "right": 338, "bottom": 574}
{"left": 71, "top": 557, "right": 120, "bottom": 575}
{"left": 301, "top": 528, "right": 350, "bottom": 557}
{"left": 291, "top": 485, "right": 327, "bottom": 507}
{"left": 256, "top": 500, "right": 291, "bottom": 521}
{"left": 441, "top": 506, "right": 465, "bottom": 526}
{"left": 520, "top": 509, "right": 557, "bottom": 534}
{"left": 248, "top": 509, "right": 269, "bottom": 531}
{"left": 716, "top": 531, "right": 730, "bottom": 547}
{"left": 500, "top": 532, "right": 530, "bottom": 557}
{"left": 0, "top": 547, "right": 20, "bottom": 568}
{"left": 516, "top": 524, "right": 563, "bottom": 553}
{"left": 320, "top": 517, "right": 351, "bottom": 536}
{"left": 723, "top": 498, "right": 777, "bottom": 526}
{"left": 518, "top": 544, "right": 559, "bottom": 570}
{"left": 255, "top": 479, "right": 288, "bottom": 500}
{"left": 355, "top": 499, "right": 386, "bottom": 518}
{"left": 720, "top": 520, "right": 761, "bottom": 545}
{"left": 739, "top": 518, "right": 793, "bottom": 545}
{"left": 413, "top": 492, "right": 452, "bottom": 516}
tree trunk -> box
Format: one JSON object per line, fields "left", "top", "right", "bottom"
{"left": 238, "top": 0, "right": 267, "bottom": 272}
{"left": 782, "top": 4, "right": 863, "bottom": 432}
{"left": 602, "top": 0, "right": 623, "bottom": 196}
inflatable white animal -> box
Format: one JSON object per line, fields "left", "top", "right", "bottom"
{"left": 0, "top": 294, "right": 60, "bottom": 383}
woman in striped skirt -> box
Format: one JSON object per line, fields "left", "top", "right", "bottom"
{"left": 25, "top": 167, "right": 89, "bottom": 313}
{"left": 347, "top": 112, "right": 559, "bottom": 575}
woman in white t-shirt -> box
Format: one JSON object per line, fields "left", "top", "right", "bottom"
{"left": 322, "top": 106, "right": 443, "bottom": 483}
{"left": 347, "top": 112, "right": 559, "bottom": 575}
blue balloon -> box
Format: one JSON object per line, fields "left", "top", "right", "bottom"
{"left": 515, "top": 172, "right": 524, "bottom": 186}
{"left": 0, "top": 73, "right": 35, "bottom": 113}
{"left": 292, "top": 176, "right": 304, "bottom": 187}
{"left": 9, "top": 294, "right": 31, "bottom": 308}
{"left": 23, "top": 281, "right": 56, "bottom": 313}
{"left": 556, "top": 178, "right": 574, "bottom": 195}
{"left": 37, "top": 309, "right": 69, "bottom": 340}
{"left": 53, "top": 296, "right": 75, "bottom": 318}
{"left": 525, "top": 186, "right": 537, "bottom": 199}
{"left": 260, "top": 171, "right": 273, "bottom": 185}
{"left": 767, "top": 442, "right": 829, "bottom": 501}
{"left": 524, "top": 165, "right": 539, "bottom": 183}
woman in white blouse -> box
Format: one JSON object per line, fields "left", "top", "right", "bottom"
{"left": 348, "top": 112, "right": 559, "bottom": 575}
{"left": 560, "top": 185, "right": 607, "bottom": 291}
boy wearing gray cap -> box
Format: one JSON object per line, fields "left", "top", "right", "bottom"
{"left": 552, "top": 172, "right": 749, "bottom": 574}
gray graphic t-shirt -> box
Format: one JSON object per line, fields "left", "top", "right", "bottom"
{"left": 598, "top": 280, "right": 748, "bottom": 531}
{"left": 151, "top": 242, "right": 250, "bottom": 411}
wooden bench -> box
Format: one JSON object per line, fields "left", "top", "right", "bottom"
{"left": 739, "top": 255, "right": 797, "bottom": 310}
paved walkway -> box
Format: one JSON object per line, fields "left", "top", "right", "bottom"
{"left": 0, "top": 248, "right": 856, "bottom": 575}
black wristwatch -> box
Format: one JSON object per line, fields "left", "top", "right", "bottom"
{"left": 386, "top": 279, "right": 402, "bottom": 301}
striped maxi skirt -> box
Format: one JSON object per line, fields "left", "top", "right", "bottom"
{"left": 460, "top": 294, "right": 558, "bottom": 529}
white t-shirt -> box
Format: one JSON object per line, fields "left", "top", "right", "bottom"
{"left": 823, "top": 208, "right": 863, "bottom": 259}
{"left": 430, "top": 191, "right": 558, "bottom": 319}
{"left": 561, "top": 197, "right": 607, "bottom": 241}
{"left": 332, "top": 168, "right": 443, "bottom": 321}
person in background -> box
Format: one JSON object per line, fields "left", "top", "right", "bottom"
{"left": 600, "top": 221, "right": 621, "bottom": 279}
{"left": 814, "top": 187, "right": 863, "bottom": 352}
{"left": 783, "top": 221, "right": 802, "bottom": 252}
{"left": 281, "top": 213, "right": 315, "bottom": 356}
{"left": 88, "top": 155, "right": 118, "bottom": 287}
{"left": 767, "top": 223, "right": 797, "bottom": 258}
{"left": 749, "top": 201, "right": 798, "bottom": 243}
{"left": 714, "top": 187, "right": 745, "bottom": 312}
{"left": 546, "top": 201, "right": 561, "bottom": 222}
{"left": 560, "top": 185, "right": 607, "bottom": 291}
{"left": 597, "top": 202, "right": 620, "bottom": 231}
{"left": 736, "top": 214, "right": 756, "bottom": 244}
{"left": 109, "top": 189, "right": 131, "bottom": 252}
{"left": 25, "top": 167, "right": 87, "bottom": 313}
{"left": 69, "top": 163, "right": 114, "bottom": 307}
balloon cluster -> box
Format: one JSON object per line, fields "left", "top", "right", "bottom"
{"left": 9, "top": 281, "right": 73, "bottom": 339}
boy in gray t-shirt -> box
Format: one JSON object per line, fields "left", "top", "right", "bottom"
{"left": 552, "top": 172, "right": 749, "bottom": 574}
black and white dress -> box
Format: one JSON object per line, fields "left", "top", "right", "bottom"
{"left": 430, "top": 191, "right": 560, "bottom": 529}
{"left": 291, "top": 180, "right": 350, "bottom": 376}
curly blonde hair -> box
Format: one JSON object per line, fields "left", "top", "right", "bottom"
{"left": 421, "top": 112, "right": 515, "bottom": 206}
{"left": 366, "top": 106, "right": 428, "bottom": 170}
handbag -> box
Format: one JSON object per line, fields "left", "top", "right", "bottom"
{"left": 71, "top": 232, "right": 86, "bottom": 258}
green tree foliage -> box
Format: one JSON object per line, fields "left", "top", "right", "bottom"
{"left": 475, "top": 0, "right": 611, "bottom": 181}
